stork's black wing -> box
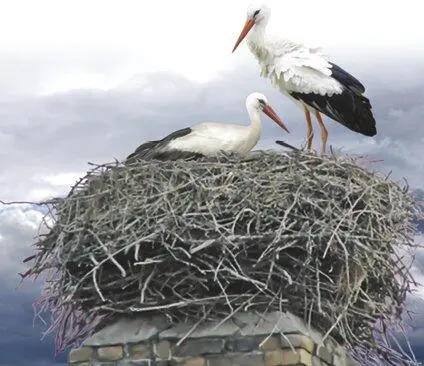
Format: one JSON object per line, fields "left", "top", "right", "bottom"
{"left": 289, "top": 62, "right": 376, "bottom": 137}
{"left": 328, "top": 62, "right": 365, "bottom": 94}
{"left": 125, "top": 127, "right": 205, "bottom": 164}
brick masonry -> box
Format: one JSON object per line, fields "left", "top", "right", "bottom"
{"left": 68, "top": 311, "right": 359, "bottom": 366}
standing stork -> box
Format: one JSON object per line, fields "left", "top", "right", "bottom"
{"left": 125, "top": 92, "right": 289, "bottom": 163}
{"left": 231, "top": 4, "right": 377, "bottom": 154}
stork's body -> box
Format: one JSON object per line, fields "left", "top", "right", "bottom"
{"left": 126, "top": 92, "right": 289, "bottom": 163}
{"left": 232, "top": 5, "right": 377, "bottom": 154}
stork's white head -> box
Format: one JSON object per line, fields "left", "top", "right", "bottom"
{"left": 232, "top": 4, "right": 271, "bottom": 53}
{"left": 247, "top": 3, "right": 271, "bottom": 26}
{"left": 246, "top": 92, "right": 290, "bottom": 133}
{"left": 246, "top": 92, "right": 269, "bottom": 110}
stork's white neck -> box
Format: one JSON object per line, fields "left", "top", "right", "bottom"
{"left": 246, "top": 104, "right": 262, "bottom": 138}
{"left": 248, "top": 23, "right": 267, "bottom": 44}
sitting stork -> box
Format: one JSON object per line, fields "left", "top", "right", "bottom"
{"left": 125, "top": 92, "right": 289, "bottom": 163}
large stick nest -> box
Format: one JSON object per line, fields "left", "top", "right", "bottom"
{"left": 24, "top": 150, "right": 421, "bottom": 365}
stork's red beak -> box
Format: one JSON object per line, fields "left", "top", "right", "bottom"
{"left": 262, "top": 104, "right": 290, "bottom": 133}
{"left": 232, "top": 17, "right": 255, "bottom": 53}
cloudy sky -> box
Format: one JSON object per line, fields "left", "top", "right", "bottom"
{"left": 1, "top": 0, "right": 424, "bottom": 364}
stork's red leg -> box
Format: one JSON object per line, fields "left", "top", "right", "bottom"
{"left": 303, "top": 106, "right": 314, "bottom": 150}
{"left": 315, "top": 112, "right": 328, "bottom": 155}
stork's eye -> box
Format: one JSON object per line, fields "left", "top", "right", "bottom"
{"left": 258, "top": 99, "right": 266, "bottom": 105}
{"left": 253, "top": 9, "right": 260, "bottom": 17}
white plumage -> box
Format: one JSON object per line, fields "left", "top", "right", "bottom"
{"left": 249, "top": 37, "right": 342, "bottom": 96}
{"left": 166, "top": 122, "right": 258, "bottom": 156}
{"left": 126, "top": 92, "right": 289, "bottom": 163}
{"left": 232, "top": 4, "right": 377, "bottom": 154}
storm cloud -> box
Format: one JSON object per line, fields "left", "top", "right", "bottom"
{"left": 1, "top": 60, "right": 424, "bottom": 203}
{"left": 0, "top": 63, "right": 424, "bottom": 364}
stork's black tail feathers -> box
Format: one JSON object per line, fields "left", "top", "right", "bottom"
{"left": 329, "top": 62, "right": 376, "bottom": 136}
{"left": 125, "top": 127, "right": 205, "bottom": 164}
{"left": 291, "top": 88, "right": 377, "bottom": 137}
{"left": 349, "top": 92, "right": 376, "bottom": 136}
{"left": 290, "top": 62, "right": 377, "bottom": 137}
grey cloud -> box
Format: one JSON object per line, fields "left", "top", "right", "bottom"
{"left": 1, "top": 23, "right": 423, "bottom": 365}
{"left": 414, "top": 189, "right": 424, "bottom": 233}
{"left": 0, "top": 205, "right": 65, "bottom": 364}
{"left": 1, "top": 61, "right": 424, "bottom": 271}
{"left": 400, "top": 296, "right": 424, "bottom": 357}
{"left": 1, "top": 63, "right": 424, "bottom": 363}
{"left": 0, "top": 205, "right": 45, "bottom": 284}
{"left": 1, "top": 62, "right": 424, "bottom": 201}
{"left": 0, "top": 284, "right": 67, "bottom": 365}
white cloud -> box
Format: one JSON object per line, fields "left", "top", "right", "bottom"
{"left": 0, "top": 0, "right": 422, "bottom": 96}
{"left": 22, "top": 172, "right": 84, "bottom": 201}
{"left": 38, "top": 172, "right": 82, "bottom": 187}
{"left": 0, "top": 205, "right": 44, "bottom": 283}
{"left": 26, "top": 188, "right": 58, "bottom": 202}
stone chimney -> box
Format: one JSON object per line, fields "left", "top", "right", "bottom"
{"left": 68, "top": 311, "right": 358, "bottom": 366}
